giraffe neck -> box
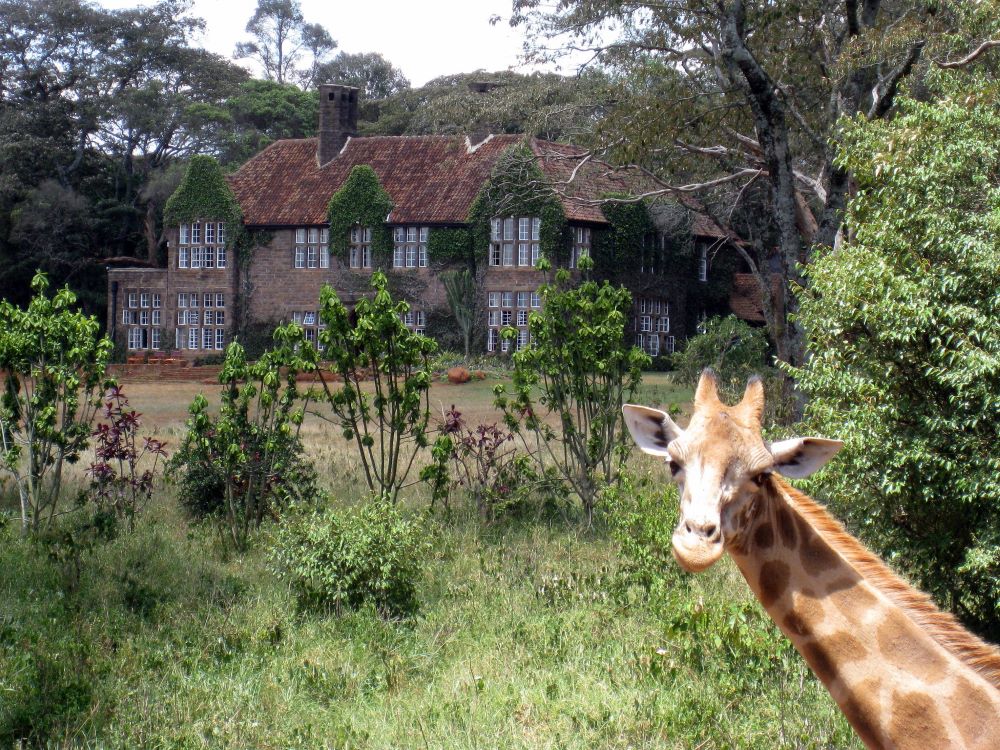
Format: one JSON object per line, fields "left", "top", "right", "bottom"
{"left": 727, "top": 476, "right": 1000, "bottom": 750}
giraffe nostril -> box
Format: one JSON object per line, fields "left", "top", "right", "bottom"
{"left": 684, "top": 520, "right": 693, "bottom": 534}
{"left": 704, "top": 524, "right": 718, "bottom": 540}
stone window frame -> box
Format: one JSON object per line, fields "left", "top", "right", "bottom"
{"left": 490, "top": 216, "right": 540, "bottom": 267}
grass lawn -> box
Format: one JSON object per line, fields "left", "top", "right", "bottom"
{"left": 0, "top": 371, "right": 858, "bottom": 749}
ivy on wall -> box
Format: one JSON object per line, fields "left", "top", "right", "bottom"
{"left": 326, "top": 165, "right": 394, "bottom": 269}
{"left": 426, "top": 227, "right": 473, "bottom": 269}
{"left": 592, "top": 198, "right": 656, "bottom": 275}
{"left": 467, "top": 144, "right": 568, "bottom": 270}
{"left": 163, "top": 155, "right": 243, "bottom": 246}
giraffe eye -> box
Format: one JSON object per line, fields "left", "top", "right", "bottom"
{"left": 668, "top": 460, "right": 682, "bottom": 476}
{"left": 749, "top": 472, "right": 769, "bottom": 487}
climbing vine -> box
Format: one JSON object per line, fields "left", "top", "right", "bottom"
{"left": 163, "top": 155, "right": 243, "bottom": 247}
{"left": 426, "top": 227, "right": 473, "bottom": 268}
{"left": 592, "top": 197, "right": 656, "bottom": 275}
{"left": 234, "top": 230, "right": 273, "bottom": 343}
{"left": 467, "top": 144, "right": 568, "bottom": 270}
{"left": 326, "top": 165, "right": 394, "bottom": 269}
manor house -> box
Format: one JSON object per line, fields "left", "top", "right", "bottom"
{"left": 107, "top": 84, "right": 737, "bottom": 360}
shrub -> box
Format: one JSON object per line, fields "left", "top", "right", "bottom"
{"left": 270, "top": 500, "right": 427, "bottom": 617}
{"left": 787, "top": 70, "right": 1000, "bottom": 639}
{"left": 87, "top": 385, "right": 167, "bottom": 532}
{"left": 0, "top": 272, "right": 112, "bottom": 533}
{"left": 423, "top": 405, "right": 541, "bottom": 520}
{"left": 495, "top": 268, "right": 649, "bottom": 523}
{"left": 170, "top": 328, "right": 319, "bottom": 550}
{"left": 671, "top": 315, "right": 770, "bottom": 394}
{"left": 315, "top": 271, "right": 437, "bottom": 503}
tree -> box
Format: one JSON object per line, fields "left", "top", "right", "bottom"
{"left": 218, "top": 79, "right": 318, "bottom": 166}
{"left": 509, "top": 1, "right": 997, "bottom": 396}
{"left": 672, "top": 315, "right": 770, "bottom": 393}
{"left": 0, "top": 273, "right": 112, "bottom": 534}
{"left": 788, "top": 68, "right": 1000, "bottom": 640}
{"left": 315, "top": 272, "right": 438, "bottom": 504}
{"left": 316, "top": 51, "right": 410, "bottom": 100}
{"left": 233, "top": 0, "right": 336, "bottom": 87}
{"left": 495, "top": 267, "right": 650, "bottom": 524}
{"left": 440, "top": 269, "right": 478, "bottom": 357}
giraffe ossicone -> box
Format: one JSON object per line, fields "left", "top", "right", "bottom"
{"left": 623, "top": 369, "right": 1000, "bottom": 750}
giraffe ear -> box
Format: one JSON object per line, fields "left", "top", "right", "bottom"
{"left": 622, "top": 404, "right": 683, "bottom": 457}
{"left": 769, "top": 437, "right": 844, "bottom": 478}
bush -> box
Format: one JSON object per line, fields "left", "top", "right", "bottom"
{"left": 170, "top": 330, "right": 319, "bottom": 550}
{"left": 270, "top": 500, "right": 428, "bottom": 618}
{"left": 671, "top": 315, "right": 770, "bottom": 394}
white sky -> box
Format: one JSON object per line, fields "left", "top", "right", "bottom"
{"left": 96, "top": 0, "right": 569, "bottom": 87}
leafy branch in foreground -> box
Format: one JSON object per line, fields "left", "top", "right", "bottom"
{"left": 495, "top": 268, "right": 649, "bottom": 524}
{"left": 315, "top": 271, "right": 437, "bottom": 503}
{"left": 0, "top": 272, "right": 112, "bottom": 534}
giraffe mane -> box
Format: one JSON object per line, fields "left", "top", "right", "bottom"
{"left": 770, "top": 475, "right": 1000, "bottom": 690}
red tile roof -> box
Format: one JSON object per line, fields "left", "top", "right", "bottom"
{"left": 729, "top": 272, "right": 783, "bottom": 323}
{"left": 228, "top": 133, "right": 726, "bottom": 238}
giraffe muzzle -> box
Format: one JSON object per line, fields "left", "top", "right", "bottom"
{"left": 672, "top": 518, "right": 725, "bottom": 572}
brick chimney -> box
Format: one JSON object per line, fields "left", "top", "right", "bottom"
{"left": 317, "top": 83, "right": 359, "bottom": 166}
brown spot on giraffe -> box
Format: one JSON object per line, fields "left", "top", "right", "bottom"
{"left": 753, "top": 522, "right": 774, "bottom": 551}
{"left": 888, "top": 690, "right": 949, "bottom": 750}
{"left": 796, "top": 514, "right": 840, "bottom": 576}
{"left": 877, "top": 610, "right": 949, "bottom": 683}
{"left": 949, "top": 676, "right": 995, "bottom": 748}
{"left": 775, "top": 503, "right": 797, "bottom": 548}
{"left": 783, "top": 592, "right": 824, "bottom": 638}
{"left": 827, "top": 577, "right": 878, "bottom": 617}
{"left": 840, "top": 678, "right": 883, "bottom": 750}
{"left": 758, "top": 560, "right": 790, "bottom": 608}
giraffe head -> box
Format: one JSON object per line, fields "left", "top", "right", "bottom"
{"left": 623, "top": 370, "right": 843, "bottom": 573}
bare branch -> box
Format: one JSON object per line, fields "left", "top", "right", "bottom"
{"left": 937, "top": 39, "right": 1000, "bottom": 69}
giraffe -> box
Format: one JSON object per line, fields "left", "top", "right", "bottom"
{"left": 622, "top": 370, "right": 1000, "bottom": 749}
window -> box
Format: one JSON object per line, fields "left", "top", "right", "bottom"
{"left": 215, "top": 329, "right": 225, "bottom": 350}
{"left": 666, "top": 336, "right": 676, "bottom": 354}
{"left": 202, "top": 328, "right": 213, "bottom": 350}
{"left": 307, "top": 245, "right": 318, "bottom": 268}
{"left": 204, "top": 246, "right": 215, "bottom": 268}
{"left": 203, "top": 310, "right": 214, "bottom": 326}
{"left": 178, "top": 248, "right": 189, "bottom": 268}
{"left": 215, "top": 310, "right": 225, "bottom": 326}
{"left": 404, "top": 311, "right": 414, "bottom": 326}
{"left": 490, "top": 217, "right": 540, "bottom": 268}
{"left": 294, "top": 246, "right": 305, "bottom": 269}
{"left": 570, "top": 227, "right": 591, "bottom": 269}
{"left": 191, "top": 222, "right": 201, "bottom": 244}
{"left": 217, "top": 246, "right": 227, "bottom": 269}
{"left": 640, "top": 316, "right": 652, "bottom": 332}
{"left": 139, "top": 310, "right": 149, "bottom": 326}
{"left": 487, "top": 328, "right": 499, "bottom": 352}
{"left": 188, "top": 311, "right": 199, "bottom": 326}
{"left": 151, "top": 328, "right": 161, "bottom": 350}
{"left": 152, "top": 293, "right": 161, "bottom": 309}
{"left": 152, "top": 310, "right": 161, "bottom": 326}
{"left": 648, "top": 336, "right": 659, "bottom": 356}
{"left": 657, "top": 317, "right": 670, "bottom": 333}
{"left": 517, "top": 329, "right": 529, "bottom": 350}
{"left": 320, "top": 246, "right": 329, "bottom": 268}
{"left": 416, "top": 310, "right": 425, "bottom": 327}
{"left": 216, "top": 293, "right": 224, "bottom": 307}
{"left": 517, "top": 310, "right": 528, "bottom": 326}
{"left": 204, "top": 293, "right": 213, "bottom": 307}
{"left": 501, "top": 310, "right": 512, "bottom": 326}
{"left": 122, "top": 310, "right": 135, "bottom": 325}
{"left": 190, "top": 247, "right": 202, "bottom": 269}
{"left": 531, "top": 292, "right": 541, "bottom": 308}
{"left": 205, "top": 223, "right": 215, "bottom": 244}
{"left": 501, "top": 336, "right": 511, "bottom": 353}
{"left": 488, "top": 311, "right": 499, "bottom": 326}
{"left": 349, "top": 226, "right": 372, "bottom": 269}
{"left": 698, "top": 247, "right": 708, "bottom": 282}
{"left": 636, "top": 333, "right": 645, "bottom": 348}
{"left": 128, "top": 292, "right": 137, "bottom": 308}
{"left": 140, "top": 292, "right": 150, "bottom": 308}
{"left": 188, "top": 328, "right": 199, "bottom": 349}
{"left": 177, "top": 310, "right": 187, "bottom": 326}
{"left": 127, "top": 328, "right": 142, "bottom": 350}
{"left": 179, "top": 224, "right": 189, "bottom": 244}
{"left": 488, "top": 292, "right": 500, "bottom": 308}
{"left": 517, "top": 292, "right": 529, "bottom": 308}
{"left": 189, "top": 293, "right": 199, "bottom": 308}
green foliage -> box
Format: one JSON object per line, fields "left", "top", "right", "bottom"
{"left": 467, "top": 144, "right": 568, "bottom": 269}
{"left": 270, "top": 500, "right": 427, "bottom": 617}
{"left": 672, "top": 315, "right": 771, "bottom": 393}
{"left": 440, "top": 268, "right": 478, "bottom": 356}
{"left": 426, "top": 226, "right": 472, "bottom": 266}
{"left": 170, "top": 329, "right": 319, "bottom": 551}
{"left": 162, "top": 155, "right": 244, "bottom": 245}
{"left": 316, "top": 271, "right": 438, "bottom": 503}
{"left": 0, "top": 272, "right": 112, "bottom": 533}
{"left": 219, "top": 79, "right": 318, "bottom": 166}
{"left": 325, "top": 165, "right": 394, "bottom": 268}
{"left": 496, "top": 273, "right": 651, "bottom": 522}
{"left": 592, "top": 198, "right": 655, "bottom": 274}
{"left": 788, "top": 70, "right": 1000, "bottom": 639}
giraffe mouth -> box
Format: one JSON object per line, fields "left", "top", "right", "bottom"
{"left": 672, "top": 530, "right": 725, "bottom": 573}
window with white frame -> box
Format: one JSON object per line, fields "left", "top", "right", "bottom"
{"left": 294, "top": 227, "right": 324, "bottom": 270}
{"left": 152, "top": 293, "right": 161, "bottom": 309}
{"left": 178, "top": 221, "right": 226, "bottom": 271}
{"left": 491, "top": 216, "right": 539, "bottom": 267}
{"left": 666, "top": 336, "right": 676, "bottom": 354}
{"left": 569, "top": 226, "right": 591, "bottom": 269}
{"left": 152, "top": 309, "right": 161, "bottom": 326}
{"left": 349, "top": 226, "right": 372, "bottom": 269}
{"left": 657, "top": 316, "right": 670, "bottom": 333}
{"left": 517, "top": 329, "right": 529, "bottom": 350}
{"left": 176, "top": 290, "right": 226, "bottom": 351}
{"left": 488, "top": 292, "right": 500, "bottom": 308}
{"left": 648, "top": 336, "right": 659, "bottom": 356}
{"left": 393, "top": 227, "right": 429, "bottom": 269}
{"left": 531, "top": 292, "right": 541, "bottom": 308}
{"left": 128, "top": 292, "right": 137, "bottom": 308}
{"left": 698, "top": 246, "right": 708, "bottom": 282}
{"left": 487, "top": 328, "right": 499, "bottom": 352}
